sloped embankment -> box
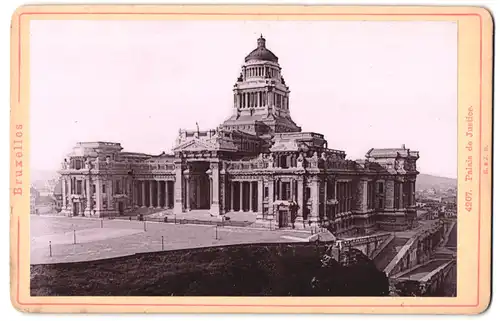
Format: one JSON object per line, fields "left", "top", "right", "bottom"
{"left": 31, "top": 242, "right": 388, "bottom": 296}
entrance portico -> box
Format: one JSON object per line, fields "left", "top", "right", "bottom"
{"left": 174, "top": 159, "right": 222, "bottom": 216}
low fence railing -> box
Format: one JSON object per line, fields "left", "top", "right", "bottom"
{"left": 107, "top": 215, "right": 253, "bottom": 227}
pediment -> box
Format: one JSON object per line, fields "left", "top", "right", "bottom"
{"left": 173, "top": 139, "right": 218, "bottom": 152}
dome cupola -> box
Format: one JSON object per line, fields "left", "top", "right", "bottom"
{"left": 244, "top": 35, "right": 279, "bottom": 63}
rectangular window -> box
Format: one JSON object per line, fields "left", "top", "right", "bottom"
{"left": 264, "top": 187, "right": 269, "bottom": 198}
{"left": 74, "top": 159, "right": 82, "bottom": 170}
{"left": 306, "top": 187, "right": 311, "bottom": 201}
{"left": 76, "top": 181, "right": 82, "bottom": 194}
{"left": 326, "top": 181, "right": 334, "bottom": 199}
{"left": 284, "top": 182, "right": 291, "bottom": 200}
{"left": 92, "top": 184, "right": 96, "bottom": 194}
{"left": 102, "top": 184, "right": 106, "bottom": 193}
{"left": 378, "top": 182, "right": 384, "bottom": 194}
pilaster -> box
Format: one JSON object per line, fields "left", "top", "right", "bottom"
{"left": 257, "top": 179, "right": 263, "bottom": 215}
{"left": 61, "top": 176, "right": 67, "bottom": 209}
{"left": 173, "top": 160, "right": 184, "bottom": 214}
{"left": 149, "top": 180, "right": 154, "bottom": 208}
{"left": 249, "top": 181, "right": 254, "bottom": 212}
{"left": 185, "top": 174, "right": 191, "bottom": 211}
{"left": 267, "top": 178, "right": 275, "bottom": 219}
{"left": 310, "top": 177, "right": 320, "bottom": 226}
{"left": 239, "top": 181, "right": 244, "bottom": 212}
{"left": 84, "top": 177, "right": 92, "bottom": 215}
{"left": 384, "top": 179, "right": 395, "bottom": 210}
{"left": 141, "top": 181, "right": 146, "bottom": 207}
{"left": 156, "top": 180, "right": 161, "bottom": 208}
{"left": 165, "top": 181, "right": 170, "bottom": 209}
{"left": 296, "top": 177, "right": 304, "bottom": 221}
{"left": 95, "top": 177, "right": 102, "bottom": 217}
{"left": 210, "top": 162, "right": 221, "bottom": 216}
{"left": 356, "top": 178, "right": 369, "bottom": 212}
{"left": 106, "top": 179, "right": 113, "bottom": 211}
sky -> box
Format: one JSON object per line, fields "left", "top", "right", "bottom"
{"left": 30, "top": 19, "right": 457, "bottom": 178}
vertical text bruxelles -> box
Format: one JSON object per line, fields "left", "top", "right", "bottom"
{"left": 13, "top": 124, "right": 23, "bottom": 196}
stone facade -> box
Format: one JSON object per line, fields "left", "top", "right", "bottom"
{"left": 58, "top": 36, "right": 419, "bottom": 233}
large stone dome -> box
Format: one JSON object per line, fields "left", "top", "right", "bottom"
{"left": 244, "top": 35, "right": 279, "bottom": 63}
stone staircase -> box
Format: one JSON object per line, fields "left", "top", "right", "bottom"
{"left": 128, "top": 207, "right": 167, "bottom": 216}
{"left": 373, "top": 237, "right": 409, "bottom": 272}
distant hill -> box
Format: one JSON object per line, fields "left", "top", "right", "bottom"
{"left": 416, "top": 173, "right": 457, "bottom": 191}
{"left": 31, "top": 169, "right": 58, "bottom": 188}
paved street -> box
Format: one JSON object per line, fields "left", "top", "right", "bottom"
{"left": 30, "top": 215, "right": 312, "bottom": 264}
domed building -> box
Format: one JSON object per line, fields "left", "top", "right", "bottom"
{"left": 58, "top": 36, "right": 420, "bottom": 234}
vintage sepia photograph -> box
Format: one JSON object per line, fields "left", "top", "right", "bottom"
{"left": 28, "top": 19, "right": 458, "bottom": 298}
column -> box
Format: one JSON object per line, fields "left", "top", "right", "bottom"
{"left": 357, "top": 179, "right": 368, "bottom": 212}
{"left": 141, "top": 181, "right": 146, "bottom": 207}
{"left": 131, "top": 181, "right": 136, "bottom": 206}
{"left": 411, "top": 180, "right": 416, "bottom": 206}
{"left": 310, "top": 177, "right": 320, "bottom": 226}
{"left": 239, "top": 181, "right": 244, "bottom": 212}
{"left": 149, "top": 180, "right": 156, "bottom": 208}
{"left": 62, "top": 176, "right": 67, "bottom": 209}
{"left": 268, "top": 178, "right": 275, "bottom": 218}
{"left": 231, "top": 182, "right": 235, "bottom": 211}
{"left": 297, "top": 178, "right": 304, "bottom": 221}
{"left": 173, "top": 161, "right": 184, "bottom": 214}
{"left": 85, "top": 177, "right": 92, "bottom": 214}
{"left": 210, "top": 162, "right": 220, "bottom": 215}
{"left": 95, "top": 177, "right": 102, "bottom": 216}
{"left": 165, "top": 181, "right": 170, "bottom": 208}
{"left": 185, "top": 175, "right": 191, "bottom": 211}
{"left": 384, "top": 179, "right": 395, "bottom": 210}
{"left": 399, "top": 181, "right": 404, "bottom": 209}
{"left": 257, "top": 179, "right": 263, "bottom": 215}
{"left": 249, "top": 181, "right": 254, "bottom": 212}
{"left": 156, "top": 181, "right": 161, "bottom": 208}
{"left": 107, "top": 179, "right": 113, "bottom": 210}
{"left": 149, "top": 180, "right": 154, "bottom": 208}
{"left": 323, "top": 179, "right": 328, "bottom": 218}
{"left": 209, "top": 178, "right": 213, "bottom": 207}
{"left": 124, "top": 178, "right": 128, "bottom": 207}
{"left": 220, "top": 173, "right": 226, "bottom": 213}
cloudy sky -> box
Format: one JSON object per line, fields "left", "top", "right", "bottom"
{"left": 30, "top": 19, "right": 457, "bottom": 178}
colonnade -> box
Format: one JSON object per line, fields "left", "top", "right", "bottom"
{"left": 234, "top": 91, "right": 288, "bottom": 110}
{"left": 391, "top": 179, "right": 416, "bottom": 210}
{"left": 229, "top": 181, "right": 259, "bottom": 212}
{"left": 244, "top": 65, "right": 279, "bottom": 79}
{"left": 134, "top": 180, "right": 174, "bottom": 209}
